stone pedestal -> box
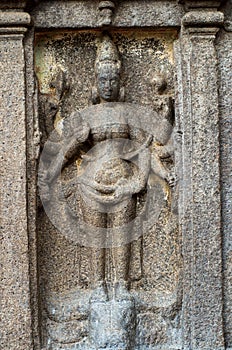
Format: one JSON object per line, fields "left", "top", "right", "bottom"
{"left": 89, "top": 296, "right": 136, "bottom": 349}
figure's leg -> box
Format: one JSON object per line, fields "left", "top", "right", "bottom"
{"left": 129, "top": 237, "right": 143, "bottom": 282}
{"left": 80, "top": 196, "right": 107, "bottom": 288}
{"left": 111, "top": 244, "right": 131, "bottom": 285}
{"left": 107, "top": 196, "right": 137, "bottom": 299}
{"left": 91, "top": 247, "right": 105, "bottom": 286}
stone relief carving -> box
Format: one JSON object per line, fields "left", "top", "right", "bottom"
{"left": 38, "top": 66, "right": 70, "bottom": 148}
{"left": 98, "top": 1, "right": 117, "bottom": 26}
{"left": 37, "top": 32, "right": 182, "bottom": 350}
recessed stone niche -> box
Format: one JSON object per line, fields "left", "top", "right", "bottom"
{"left": 0, "top": 1, "right": 230, "bottom": 350}
{"left": 35, "top": 29, "right": 182, "bottom": 349}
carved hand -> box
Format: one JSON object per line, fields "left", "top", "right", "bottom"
{"left": 174, "top": 129, "right": 183, "bottom": 144}
{"left": 81, "top": 179, "right": 131, "bottom": 204}
{"left": 114, "top": 176, "right": 146, "bottom": 198}
{"left": 166, "top": 172, "right": 177, "bottom": 188}
{"left": 74, "top": 122, "right": 90, "bottom": 143}
{"left": 154, "top": 144, "right": 171, "bottom": 159}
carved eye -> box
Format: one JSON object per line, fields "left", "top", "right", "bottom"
{"left": 100, "top": 78, "right": 107, "bottom": 83}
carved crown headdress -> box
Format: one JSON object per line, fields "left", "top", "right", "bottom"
{"left": 95, "top": 34, "right": 121, "bottom": 74}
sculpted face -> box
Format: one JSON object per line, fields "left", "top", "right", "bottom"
{"left": 97, "top": 64, "right": 120, "bottom": 102}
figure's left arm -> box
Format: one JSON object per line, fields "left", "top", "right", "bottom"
{"left": 150, "top": 144, "right": 176, "bottom": 188}
{"left": 150, "top": 126, "right": 183, "bottom": 188}
{"left": 128, "top": 125, "right": 176, "bottom": 189}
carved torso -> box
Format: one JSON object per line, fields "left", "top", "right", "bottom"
{"left": 77, "top": 102, "right": 148, "bottom": 206}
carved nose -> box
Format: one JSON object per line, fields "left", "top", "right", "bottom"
{"left": 105, "top": 81, "right": 111, "bottom": 88}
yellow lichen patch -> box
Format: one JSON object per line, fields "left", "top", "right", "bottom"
{"left": 115, "top": 29, "right": 177, "bottom": 63}
{"left": 54, "top": 111, "right": 64, "bottom": 135}
{"left": 34, "top": 42, "right": 57, "bottom": 94}
{"left": 76, "top": 157, "right": 83, "bottom": 175}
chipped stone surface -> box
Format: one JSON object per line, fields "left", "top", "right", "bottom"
{"left": 0, "top": 1, "right": 231, "bottom": 350}
{"left": 0, "top": 14, "right": 32, "bottom": 350}
{"left": 36, "top": 31, "right": 181, "bottom": 349}
{"left": 216, "top": 26, "right": 232, "bottom": 348}
{"left": 31, "top": 0, "right": 184, "bottom": 29}
{"left": 174, "top": 8, "right": 225, "bottom": 350}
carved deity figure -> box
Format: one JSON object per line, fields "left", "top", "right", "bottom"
{"left": 40, "top": 34, "right": 174, "bottom": 298}
{"left": 39, "top": 34, "right": 175, "bottom": 349}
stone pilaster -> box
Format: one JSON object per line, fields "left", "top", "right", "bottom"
{"left": 175, "top": 5, "right": 225, "bottom": 350}
{"left": 0, "top": 9, "right": 33, "bottom": 350}
{"left": 216, "top": 0, "right": 232, "bottom": 345}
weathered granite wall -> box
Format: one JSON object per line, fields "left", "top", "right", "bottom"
{"left": 0, "top": 6, "right": 33, "bottom": 349}
{"left": 217, "top": 0, "right": 232, "bottom": 347}
{"left": 0, "top": 1, "right": 231, "bottom": 350}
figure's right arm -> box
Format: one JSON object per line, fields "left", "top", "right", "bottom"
{"left": 41, "top": 112, "right": 90, "bottom": 184}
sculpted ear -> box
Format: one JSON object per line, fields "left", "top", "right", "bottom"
{"left": 91, "top": 85, "right": 100, "bottom": 105}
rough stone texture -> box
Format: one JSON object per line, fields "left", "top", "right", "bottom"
{"left": 31, "top": 0, "right": 184, "bottom": 29}
{"left": 0, "top": 12, "right": 33, "bottom": 350}
{"left": 24, "top": 26, "right": 41, "bottom": 349}
{"left": 216, "top": 2, "right": 232, "bottom": 346}
{"left": 35, "top": 30, "right": 181, "bottom": 349}
{"left": 174, "top": 9, "right": 225, "bottom": 350}
{"left": 0, "top": 0, "right": 28, "bottom": 10}
{"left": 0, "top": 1, "right": 231, "bottom": 350}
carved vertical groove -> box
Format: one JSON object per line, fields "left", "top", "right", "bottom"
{"left": 177, "top": 9, "right": 225, "bottom": 350}
{"left": 0, "top": 11, "right": 33, "bottom": 350}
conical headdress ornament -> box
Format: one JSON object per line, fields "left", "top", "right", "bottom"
{"left": 95, "top": 34, "right": 121, "bottom": 74}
